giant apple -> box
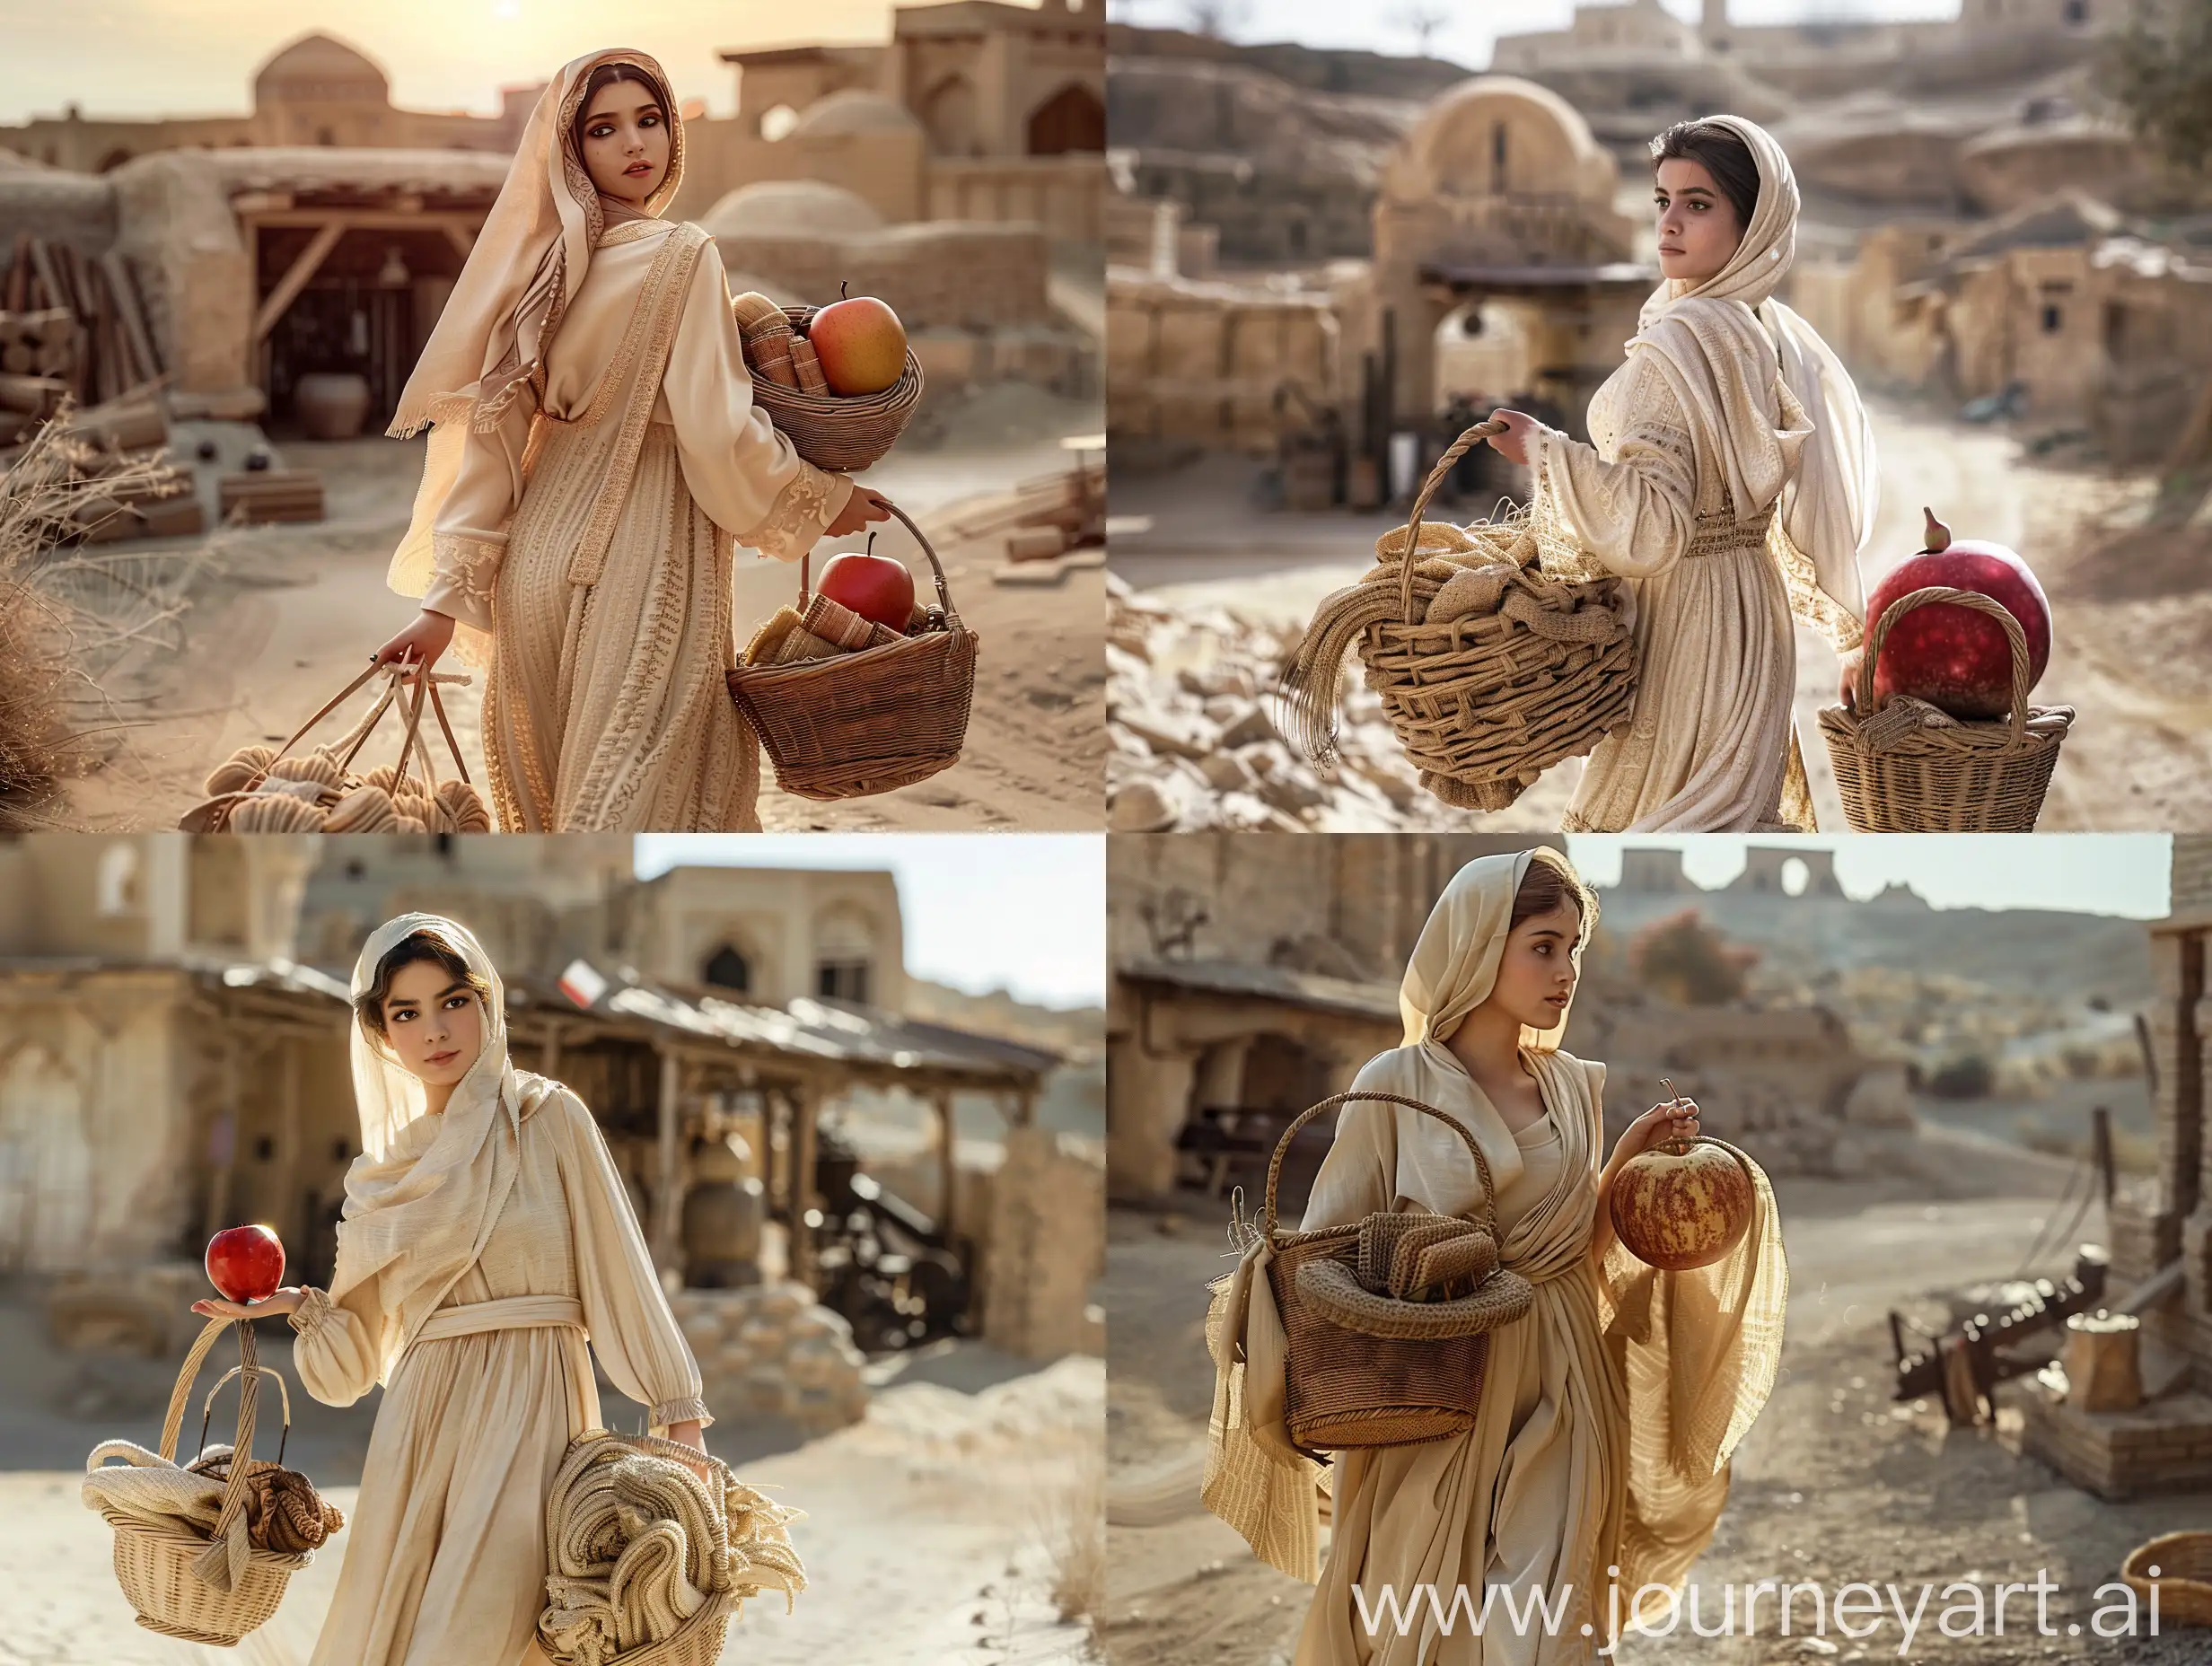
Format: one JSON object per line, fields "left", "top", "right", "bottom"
{"left": 205, "top": 1224, "right": 285, "bottom": 1305}
{"left": 1860, "top": 508, "right": 2051, "bottom": 722}
{"left": 1609, "top": 1136, "right": 1755, "bottom": 1272}
{"left": 818, "top": 541, "right": 915, "bottom": 633}
{"left": 807, "top": 288, "right": 907, "bottom": 398}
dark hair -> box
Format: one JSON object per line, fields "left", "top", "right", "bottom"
{"left": 1510, "top": 852, "right": 1593, "bottom": 947}
{"left": 570, "top": 61, "right": 674, "bottom": 162}
{"left": 354, "top": 928, "right": 491, "bottom": 1043}
{"left": 1648, "top": 118, "right": 1761, "bottom": 235}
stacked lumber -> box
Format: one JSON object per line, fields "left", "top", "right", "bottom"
{"left": 0, "top": 235, "right": 166, "bottom": 406}
{"left": 1, "top": 385, "right": 201, "bottom": 543}
{"left": 219, "top": 469, "right": 324, "bottom": 524}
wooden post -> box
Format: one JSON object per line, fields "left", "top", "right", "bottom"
{"left": 276, "top": 1039, "right": 303, "bottom": 1250}
{"left": 792, "top": 1083, "right": 821, "bottom": 1292}
{"left": 652, "top": 1047, "right": 681, "bottom": 1282}
{"left": 932, "top": 1088, "right": 956, "bottom": 1233}
{"left": 542, "top": 1024, "right": 563, "bottom": 1083}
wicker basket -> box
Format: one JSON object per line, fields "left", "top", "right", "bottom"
{"left": 91, "top": 1317, "right": 313, "bottom": 1644}
{"left": 540, "top": 1431, "right": 749, "bottom": 1666}
{"left": 2122, "top": 1531, "right": 2212, "bottom": 1627}
{"left": 1351, "top": 419, "right": 1637, "bottom": 812}
{"left": 728, "top": 502, "right": 978, "bottom": 801}
{"left": 1817, "top": 585, "right": 2075, "bottom": 832}
{"left": 750, "top": 305, "right": 924, "bottom": 473}
{"left": 1257, "top": 1091, "right": 1529, "bottom": 1456}
{"left": 178, "top": 662, "right": 487, "bottom": 834}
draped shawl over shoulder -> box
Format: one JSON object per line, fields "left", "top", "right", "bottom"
{"left": 331, "top": 911, "right": 566, "bottom": 1385}
{"left": 1202, "top": 851, "right": 1788, "bottom": 1655}
{"left": 383, "top": 48, "right": 685, "bottom": 665}
{"left": 1536, "top": 113, "right": 1879, "bottom": 653}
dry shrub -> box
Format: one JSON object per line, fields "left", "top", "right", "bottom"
{"left": 0, "top": 407, "right": 220, "bottom": 827}
{"left": 1042, "top": 1438, "right": 1106, "bottom": 1628}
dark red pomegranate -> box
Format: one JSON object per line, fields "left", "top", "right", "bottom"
{"left": 1861, "top": 508, "right": 2050, "bottom": 721}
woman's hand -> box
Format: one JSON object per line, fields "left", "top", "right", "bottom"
{"left": 1611, "top": 1097, "right": 1701, "bottom": 1168}
{"left": 192, "top": 1286, "right": 307, "bottom": 1322}
{"left": 663, "top": 1418, "right": 710, "bottom": 1477}
{"left": 823, "top": 485, "right": 893, "bottom": 540}
{"left": 1482, "top": 408, "right": 1544, "bottom": 468}
{"left": 1838, "top": 646, "right": 1865, "bottom": 709}
{"left": 371, "top": 609, "right": 456, "bottom": 680}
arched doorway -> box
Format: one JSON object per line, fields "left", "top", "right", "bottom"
{"left": 1026, "top": 83, "right": 1103, "bottom": 155}
{"left": 703, "top": 943, "right": 752, "bottom": 994}
{"left": 0, "top": 1046, "right": 92, "bottom": 1271}
{"left": 921, "top": 75, "right": 982, "bottom": 155}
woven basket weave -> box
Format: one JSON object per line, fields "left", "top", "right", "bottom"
{"left": 750, "top": 305, "right": 924, "bottom": 473}
{"left": 1355, "top": 420, "right": 1637, "bottom": 812}
{"left": 1816, "top": 585, "right": 2075, "bottom": 832}
{"left": 1257, "top": 1092, "right": 1531, "bottom": 1456}
{"left": 540, "top": 1431, "right": 744, "bottom": 1666}
{"left": 92, "top": 1318, "right": 312, "bottom": 1644}
{"left": 728, "top": 503, "right": 978, "bottom": 801}
{"left": 2123, "top": 1531, "right": 2212, "bottom": 1627}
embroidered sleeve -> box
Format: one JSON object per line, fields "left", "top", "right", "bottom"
{"left": 649, "top": 1394, "right": 712, "bottom": 1428}
{"left": 1530, "top": 351, "right": 1698, "bottom": 582}
{"left": 287, "top": 1284, "right": 333, "bottom": 1341}
{"left": 421, "top": 531, "right": 505, "bottom": 635}
{"left": 737, "top": 465, "right": 853, "bottom": 564}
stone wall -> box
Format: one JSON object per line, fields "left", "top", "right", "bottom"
{"left": 1106, "top": 272, "right": 1339, "bottom": 452}
{"left": 979, "top": 1126, "right": 1104, "bottom": 1360}
{"left": 669, "top": 1283, "right": 870, "bottom": 1435}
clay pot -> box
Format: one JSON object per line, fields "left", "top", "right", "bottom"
{"left": 294, "top": 372, "right": 371, "bottom": 441}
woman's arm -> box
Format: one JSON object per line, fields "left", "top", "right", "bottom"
{"left": 372, "top": 399, "right": 531, "bottom": 670}
{"left": 1492, "top": 352, "right": 1699, "bottom": 582}
{"left": 550, "top": 1090, "right": 714, "bottom": 1442}
{"left": 197, "top": 1281, "right": 388, "bottom": 1407}
{"left": 1589, "top": 1094, "right": 1702, "bottom": 1267}
{"left": 660, "top": 240, "right": 887, "bottom": 561}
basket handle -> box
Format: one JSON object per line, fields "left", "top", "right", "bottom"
{"left": 157, "top": 1317, "right": 260, "bottom": 1553}
{"left": 1396, "top": 417, "right": 1508, "bottom": 624}
{"left": 1260, "top": 1091, "right": 1500, "bottom": 1239}
{"left": 198, "top": 1363, "right": 293, "bottom": 1471}
{"left": 1856, "top": 584, "right": 2032, "bottom": 745}
{"left": 797, "top": 499, "right": 961, "bottom": 630}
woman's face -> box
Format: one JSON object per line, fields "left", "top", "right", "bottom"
{"left": 378, "top": 959, "right": 485, "bottom": 1093}
{"left": 578, "top": 76, "right": 670, "bottom": 207}
{"left": 1487, "top": 900, "right": 1582, "bottom": 1033}
{"left": 1654, "top": 156, "right": 1745, "bottom": 285}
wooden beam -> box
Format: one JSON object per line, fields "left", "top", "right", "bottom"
{"left": 241, "top": 208, "right": 486, "bottom": 234}
{"left": 792, "top": 1084, "right": 820, "bottom": 1293}
{"left": 253, "top": 218, "right": 347, "bottom": 344}
{"left": 652, "top": 1046, "right": 682, "bottom": 1281}
{"left": 933, "top": 1090, "right": 957, "bottom": 1236}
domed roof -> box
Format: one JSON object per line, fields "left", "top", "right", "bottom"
{"left": 255, "top": 34, "right": 390, "bottom": 101}
{"left": 790, "top": 90, "right": 922, "bottom": 140}
{"left": 701, "top": 180, "right": 884, "bottom": 238}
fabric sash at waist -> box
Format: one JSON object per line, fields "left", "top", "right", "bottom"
{"left": 410, "top": 1294, "right": 585, "bottom": 1346}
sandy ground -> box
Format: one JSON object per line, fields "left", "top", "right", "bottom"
{"left": 0, "top": 1298, "right": 1102, "bottom": 1666}
{"left": 1109, "top": 393, "right": 2205, "bottom": 833}
{"left": 53, "top": 387, "right": 1105, "bottom": 833}
{"left": 1102, "top": 1125, "right": 2210, "bottom": 1666}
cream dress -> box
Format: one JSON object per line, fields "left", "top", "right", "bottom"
{"left": 288, "top": 1086, "right": 709, "bottom": 1666}
{"left": 421, "top": 217, "right": 851, "bottom": 833}
{"left": 1529, "top": 338, "right": 1812, "bottom": 833}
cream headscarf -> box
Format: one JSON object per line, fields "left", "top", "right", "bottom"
{"left": 386, "top": 49, "right": 686, "bottom": 662}
{"left": 1628, "top": 113, "right": 1880, "bottom": 650}
{"left": 330, "top": 912, "right": 562, "bottom": 1385}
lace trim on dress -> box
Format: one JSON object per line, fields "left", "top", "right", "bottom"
{"left": 1770, "top": 515, "right": 1864, "bottom": 652}
{"left": 1522, "top": 434, "right": 1613, "bottom": 583}
{"left": 739, "top": 464, "right": 844, "bottom": 563}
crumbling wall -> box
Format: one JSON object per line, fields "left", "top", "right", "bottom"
{"left": 980, "top": 1126, "right": 1104, "bottom": 1360}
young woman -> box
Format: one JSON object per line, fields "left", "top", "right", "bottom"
{"left": 1482, "top": 116, "right": 1881, "bottom": 832}
{"left": 191, "top": 913, "right": 711, "bottom": 1665}
{"left": 1203, "top": 849, "right": 1788, "bottom": 1663}
{"left": 367, "top": 48, "right": 892, "bottom": 833}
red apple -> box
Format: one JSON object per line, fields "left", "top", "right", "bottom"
{"left": 205, "top": 1224, "right": 285, "bottom": 1305}
{"left": 806, "top": 290, "right": 907, "bottom": 398}
{"left": 1861, "top": 508, "right": 2051, "bottom": 722}
{"left": 1609, "top": 1137, "right": 1756, "bottom": 1272}
{"left": 818, "top": 545, "right": 915, "bottom": 632}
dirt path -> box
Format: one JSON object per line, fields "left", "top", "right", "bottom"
{"left": 57, "top": 407, "right": 1104, "bottom": 833}
{"left": 0, "top": 1347, "right": 1101, "bottom": 1666}
{"left": 1103, "top": 1150, "right": 2209, "bottom": 1666}
{"left": 1109, "top": 395, "right": 2200, "bottom": 833}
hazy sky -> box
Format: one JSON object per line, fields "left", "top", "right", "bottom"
{"left": 0, "top": 0, "right": 1026, "bottom": 125}
{"left": 635, "top": 835, "right": 1107, "bottom": 1011}
{"left": 1110, "top": 0, "right": 1965, "bottom": 68}
{"left": 1564, "top": 835, "right": 2172, "bottom": 918}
